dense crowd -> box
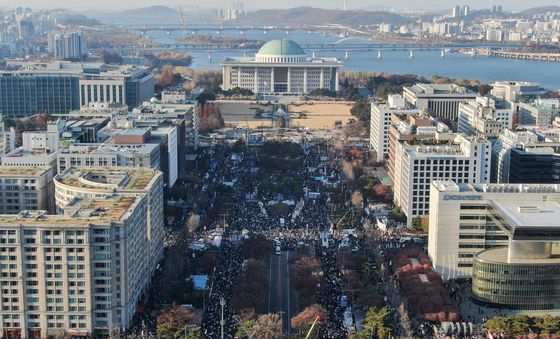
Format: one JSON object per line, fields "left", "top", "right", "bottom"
{"left": 201, "top": 239, "right": 243, "bottom": 338}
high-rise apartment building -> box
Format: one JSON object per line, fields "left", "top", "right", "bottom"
{"left": 0, "top": 166, "right": 56, "bottom": 214}
{"left": 0, "top": 167, "right": 164, "bottom": 338}
{"left": 47, "top": 31, "right": 87, "bottom": 60}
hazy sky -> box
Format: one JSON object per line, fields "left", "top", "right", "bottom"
{"left": 1, "top": 0, "right": 558, "bottom": 12}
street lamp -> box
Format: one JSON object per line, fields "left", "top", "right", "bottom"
{"left": 220, "top": 297, "right": 226, "bottom": 339}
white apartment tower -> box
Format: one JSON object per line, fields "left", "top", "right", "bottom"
{"left": 0, "top": 168, "right": 164, "bottom": 338}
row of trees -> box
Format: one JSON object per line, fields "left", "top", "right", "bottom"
{"left": 486, "top": 315, "right": 560, "bottom": 338}
{"left": 156, "top": 303, "right": 201, "bottom": 339}
{"left": 309, "top": 86, "right": 363, "bottom": 101}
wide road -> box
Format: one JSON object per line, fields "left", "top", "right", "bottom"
{"left": 268, "top": 251, "right": 298, "bottom": 337}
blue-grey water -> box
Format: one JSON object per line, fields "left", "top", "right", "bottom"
{"left": 101, "top": 17, "right": 560, "bottom": 90}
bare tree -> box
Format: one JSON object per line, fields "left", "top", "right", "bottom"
{"left": 351, "top": 190, "right": 363, "bottom": 210}
{"left": 186, "top": 213, "right": 200, "bottom": 234}
{"left": 341, "top": 160, "right": 354, "bottom": 181}
{"left": 254, "top": 313, "right": 282, "bottom": 339}
{"left": 290, "top": 304, "right": 326, "bottom": 329}
{"left": 109, "top": 326, "right": 122, "bottom": 339}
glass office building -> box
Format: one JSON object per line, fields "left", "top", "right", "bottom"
{"left": 0, "top": 73, "right": 80, "bottom": 117}
{"left": 0, "top": 62, "right": 154, "bottom": 117}
{"left": 472, "top": 247, "right": 560, "bottom": 310}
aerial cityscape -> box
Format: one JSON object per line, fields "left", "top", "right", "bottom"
{"left": 1, "top": 1, "right": 560, "bottom": 338}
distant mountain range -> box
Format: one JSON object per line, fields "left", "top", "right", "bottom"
{"left": 240, "top": 7, "right": 411, "bottom": 26}
{"left": 518, "top": 6, "right": 560, "bottom": 16}
{"left": 119, "top": 5, "right": 177, "bottom": 17}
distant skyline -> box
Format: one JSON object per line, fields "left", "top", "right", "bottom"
{"left": 0, "top": 0, "right": 559, "bottom": 12}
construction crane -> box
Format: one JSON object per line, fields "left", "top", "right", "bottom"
{"left": 178, "top": 6, "right": 187, "bottom": 38}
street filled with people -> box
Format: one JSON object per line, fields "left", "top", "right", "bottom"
{"left": 129, "top": 134, "right": 466, "bottom": 338}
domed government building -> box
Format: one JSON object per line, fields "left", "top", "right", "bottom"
{"left": 221, "top": 39, "right": 343, "bottom": 94}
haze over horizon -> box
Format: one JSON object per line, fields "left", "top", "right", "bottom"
{"left": 0, "top": 0, "right": 558, "bottom": 12}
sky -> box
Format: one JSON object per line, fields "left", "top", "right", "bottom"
{"left": 0, "top": 0, "right": 558, "bottom": 12}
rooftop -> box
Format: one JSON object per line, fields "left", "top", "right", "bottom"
{"left": 433, "top": 181, "right": 560, "bottom": 194}
{"left": 405, "top": 83, "right": 475, "bottom": 96}
{"left": 60, "top": 143, "right": 159, "bottom": 156}
{"left": 0, "top": 166, "right": 51, "bottom": 177}
{"left": 493, "top": 199, "right": 560, "bottom": 228}
{"left": 0, "top": 195, "right": 139, "bottom": 226}
{"left": 476, "top": 247, "right": 560, "bottom": 265}
{"left": 56, "top": 167, "right": 160, "bottom": 191}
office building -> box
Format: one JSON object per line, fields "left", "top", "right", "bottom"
{"left": 403, "top": 84, "right": 476, "bottom": 120}
{"left": 0, "top": 70, "right": 80, "bottom": 117}
{"left": 392, "top": 134, "right": 491, "bottom": 224}
{"left": 370, "top": 96, "right": 418, "bottom": 162}
{"left": 0, "top": 114, "right": 13, "bottom": 157}
{"left": 458, "top": 96, "right": 514, "bottom": 137}
{"left": 491, "top": 128, "right": 560, "bottom": 183}
{"left": 429, "top": 181, "right": 560, "bottom": 310}
{"left": 47, "top": 31, "right": 87, "bottom": 60}
{"left": 221, "top": 39, "right": 343, "bottom": 94}
{"left": 0, "top": 167, "right": 164, "bottom": 338}
{"left": 0, "top": 62, "right": 154, "bottom": 116}
{"left": 57, "top": 143, "right": 160, "bottom": 173}
{"left": 387, "top": 111, "right": 456, "bottom": 183}
{"left": 490, "top": 81, "right": 546, "bottom": 102}
{"left": 518, "top": 98, "right": 560, "bottom": 127}
{"left": 161, "top": 91, "right": 187, "bottom": 104}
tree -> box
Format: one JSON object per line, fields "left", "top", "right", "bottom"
{"left": 158, "top": 65, "right": 175, "bottom": 88}
{"left": 102, "top": 50, "right": 123, "bottom": 65}
{"left": 360, "top": 307, "right": 393, "bottom": 339}
{"left": 350, "top": 99, "right": 370, "bottom": 121}
{"left": 157, "top": 303, "right": 196, "bottom": 330}
{"left": 186, "top": 213, "right": 200, "bottom": 233}
{"left": 196, "top": 91, "right": 216, "bottom": 105}
{"left": 486, "top": 316, "right": 513, "bottom": 337}
{"left": 477, "top": 84, "right": 492, "bottom": 96}
{"left": 235, "top": 319, "right": 257, "bottom": 339}
{"left": 239, "top": 236, "right": 272, "bottom": 259}
{"left": 535, "top": 315, "right": 560, "bottom": 335}
{"left": 390, "top": 206, "right": 406, "bottom": 223}
{"left": 373, "top": 184, "right": 390, "bottom": 199}
{"left": 254, "top": 313, "right": 282, "bottom": 339}
{"left": 351, "top": 190, "right": 363, "bottom": 210}
{"left": 411, "top": 217, "right": 426, "bottom": 232}
{"left": 291, "top": 304, "right": 326, "bottom": 329}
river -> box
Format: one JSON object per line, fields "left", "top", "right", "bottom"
{"left": 99, "top": 17, "right": 560, "bottom": 90}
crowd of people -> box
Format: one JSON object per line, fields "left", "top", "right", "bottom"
{"left": 316, "top": 245, "right": 349, "bottom": 338}
{"left": 201, "top": 239, "right": 243, "bottom": 338}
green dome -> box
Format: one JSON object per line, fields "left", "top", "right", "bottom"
{"left": 257, "top": 39, "right": 305, "bottom": 56}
